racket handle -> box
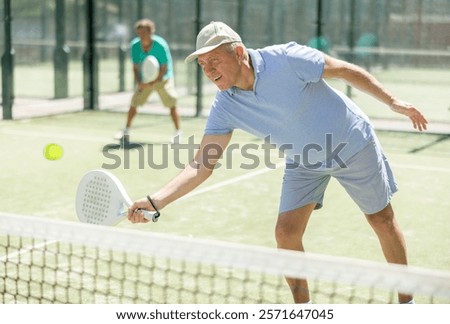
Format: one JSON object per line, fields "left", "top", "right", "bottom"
{"left": 141, "top": 209, "right": 160, "bottom": 223}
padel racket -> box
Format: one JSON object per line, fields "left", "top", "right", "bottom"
{"left": 141, "top": 55, "right": 160, "bottom": 83}
{"left": 76, "top": 169, "right": 159, "bottom": 225}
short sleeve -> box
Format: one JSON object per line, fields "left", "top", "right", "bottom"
{"left": 204, "top": 96, "right": 234, "bottom": 135}
{"left": 285, "top": 42, "right": 324, "bottom": 83}
{"left": 130, "top": 38, "right": 141, "bottom": 64}
{"left": 152, "top": 38, "right": 169, "bottom": 66}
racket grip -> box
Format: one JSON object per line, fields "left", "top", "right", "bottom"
{"left": 142, "top": 209, "right": 160, "bottom": 223}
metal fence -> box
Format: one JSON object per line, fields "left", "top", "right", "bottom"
{"left": 1, "top": 0, "right": 450, "bottom": 119}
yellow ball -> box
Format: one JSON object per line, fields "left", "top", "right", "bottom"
{"left": 43, "top": 143, "right": 63, "bottom": 161}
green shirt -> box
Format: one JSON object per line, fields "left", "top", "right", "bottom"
{"left": 130, "top": 34, "right": 174, "bottom": 80}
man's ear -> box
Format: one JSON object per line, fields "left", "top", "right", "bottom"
{"left": 235, "top": 45, "right": 244, "bottom": 61}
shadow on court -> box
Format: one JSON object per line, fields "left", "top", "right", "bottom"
{"left": 409, "top": 134, "right": 450, "bottom": 154}
{"left": 102, "top": 140, "right": 168, "bottom": 151}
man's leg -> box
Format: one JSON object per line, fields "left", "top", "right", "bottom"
{"left": 126, "top": 106, "right": 138, "bottom": 128}
{"left": 122, "top": 86, "right": 152, "bottom": 135}
{"left": 115, "top": 105, "right": 138, "bottom": 140}
{"left": 170, "top": 106, "right": 181, "bottom": 131}
{"left": 155, "top": 79, "right": 181, "bottom": 139}
{"left": 275, "top": 202, "right": 316, "bottom": 303}
{"left": 116, "top": 85, "right": 151, "bottom": 140}
{"left": 365, "top": 203, "right": 413, "bottom": 303}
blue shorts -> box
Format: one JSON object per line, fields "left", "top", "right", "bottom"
{"left": 279, "top": 139, "right": 398, "bottom": 215}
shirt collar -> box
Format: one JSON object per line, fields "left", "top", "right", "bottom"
{"left": 226, "top": 48, "right": 265, "bottom": 95}
{"left": 248, "top": 49, "right": 265, "bottom": 74}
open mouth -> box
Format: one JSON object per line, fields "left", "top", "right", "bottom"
{"left": 213, "top": 75, "right": 222, "bottom": 82}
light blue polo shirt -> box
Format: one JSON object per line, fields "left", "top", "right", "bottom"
{"left": 205, "top": 42, "right": 375, "bottom": 169}
{"left": 130, "top": 35, "right": 174, "bottom": 80}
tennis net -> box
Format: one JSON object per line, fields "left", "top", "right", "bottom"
{"left": 1, "top": 213, "right": 449, "bottom": 304}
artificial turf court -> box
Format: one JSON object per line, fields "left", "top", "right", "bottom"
{"left": 1, "top": 110, "right": 449, "bottom": 278}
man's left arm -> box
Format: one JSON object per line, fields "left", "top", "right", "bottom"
{"left": 322, "top": 54, "right": 428, "bottom": 131}
{"left": 157, "top": 64, "right": 167, "bottom": 81}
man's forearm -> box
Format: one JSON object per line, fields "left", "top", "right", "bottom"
{"left": 341, "top": 63, "right": 396, "bottom": 108}
{"left": 323, "top": 55, "right": 396, "bottom": 108}
{"left": 151, "top": 161, "right": 213, "bottom": 210}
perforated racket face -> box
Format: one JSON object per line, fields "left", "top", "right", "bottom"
{"left": 141, "top": 55, "right": 159, "bottom": 83}
{"left": 76, "top": 170, "right": 131, "bottom": 226}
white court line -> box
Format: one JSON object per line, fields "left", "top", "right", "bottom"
{"left": 179, "top": 161, "right": 285, "bottom": 201}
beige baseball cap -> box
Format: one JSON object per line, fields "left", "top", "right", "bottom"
{"left": 185, "top": 21, "right": 242, "bottom": 63}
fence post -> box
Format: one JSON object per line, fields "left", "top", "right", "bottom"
{"left": 54, "top": 0, "right": 70, "bottom": 99}
{"left": 2, "top": 0, "right": 14, "bottom": 120}
{"left": 117, "top": 0, "right": 126, "bottom": 92}
{"left": 195, "top": 0, "right": 203, "bottom": 117}
{"left": 346, "top": 0, "right": 356, "bottom": 98}
{"left": 83, "top": 0, "right": 98, "bottom": 110}
{"left": 316, "top": 0, "right": 323, "bottom": 51}
{"left": 118, "top": 44, "right": 126, "bottom": 92}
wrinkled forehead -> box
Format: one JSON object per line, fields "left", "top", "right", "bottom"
{"left": 197, "top": 44, "right": 231, "bottom": 62}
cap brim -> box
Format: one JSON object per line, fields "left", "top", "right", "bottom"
{"left": 184, "top": 44, "right": 223, "bottom": 63}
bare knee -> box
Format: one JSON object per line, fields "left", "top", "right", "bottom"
{"left": 275, "top": 216, "right": 302, "bottom": 248}
{"left": 275, "top": 204, "right": 314, "bottom": 250}
{"left": 365, "top": 204, "right": 397, "bottom": 232}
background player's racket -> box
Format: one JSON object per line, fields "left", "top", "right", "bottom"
{"left": 140, "top": 55, "right": 160, "bottom": 83}
{"left": 76, "top": 169, "right": 159, "bottom": 226}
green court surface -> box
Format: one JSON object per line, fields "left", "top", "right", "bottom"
{"left": 1, "top": 110, "right": 449, "bottom": 277}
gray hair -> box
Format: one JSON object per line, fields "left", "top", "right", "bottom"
{"left": 225, "top": 42, "right": 249, "bottom": 60}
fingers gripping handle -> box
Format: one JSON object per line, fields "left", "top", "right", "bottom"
{"left": 131, "top": 196, "right": 160, "bottom": 223}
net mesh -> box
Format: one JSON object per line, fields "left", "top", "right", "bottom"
{"left": 1, "top": 213, "right": 449, "bottom": 304}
